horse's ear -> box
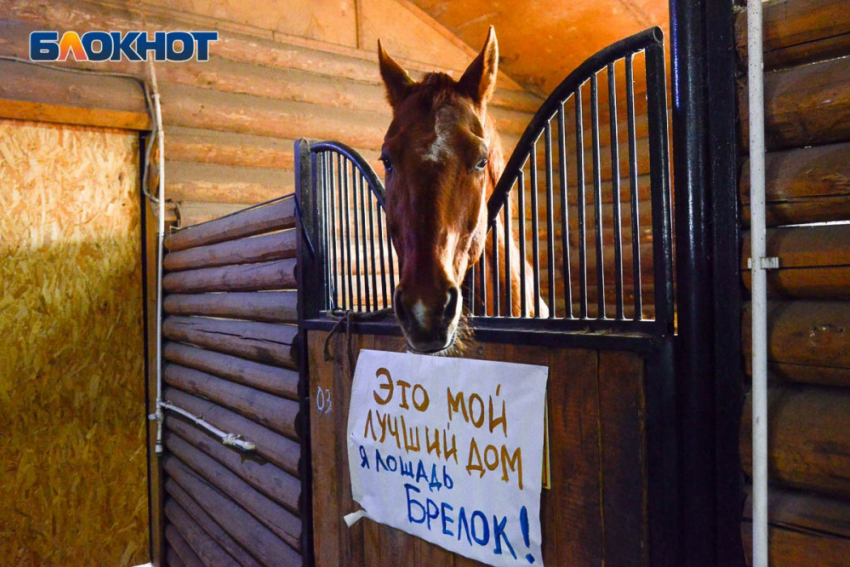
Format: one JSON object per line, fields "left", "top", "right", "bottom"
{"left": 378, "top": 40, "right": 414, "bottom": 108}
{"left": 458, "top": 26, "right": 498, "bottom": 106}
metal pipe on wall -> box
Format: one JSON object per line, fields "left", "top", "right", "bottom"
{"left": 747, "top": 0, "right": 769, "bottom": 565}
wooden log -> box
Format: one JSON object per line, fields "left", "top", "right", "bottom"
{"left": 165, "top": 498, "right": 240, "bottom": 566}
{"left": 164, "top": 342, "right": 297, "bottom": 399}
{"left": 164, "top": 362, "right": 298, "bottom": 439}
{"left": 164, "top": 291, "right": 297, "bottom": 324}
{"left": 167, "top": 415, "right": 300, "bottom": 512}
{"left": 741, "top": 486, "right": 850, "bottom": 567}
{"left": 165, "top": 546, "right": 187, "bottom": 567}
{"left": 164, "top": 455, "right": 302, "bottom": 567}
{"left": 176, "top": 202, "right": 255, "bottom": 228}
{"left": 164, "top": 230, "right": 296, "bottom": 272}
{"left": 167, "top": 127, "right": 298, "bottom": 171}
{"left": 165, "top": 198, "right": 295, "bottom": 251}
{"left": 162, "top": 316, "right": 297, "bottom": 368}
{"left": 167, "top": 161, "right": 294, "bottom": 205}
{"left": 740, "top": 142, "right": 850, "bottom": 226}
{"left": 165, "top": 435, "right": 302, "bottom": 551}
{"left": 160, "top": 82, "right": 388, "bottom": 151}
{"left": 742, "top": 300, "right": 850, "bottom": 387}
{"left": 162, "top": 259, "right": 297, "bottom": 294}
{"left": 742, "top": 225, "right": 850, "bottom": 298}
{"left": 0, "top": 59, "right": 150, "bottom": 130}
{"left": 739, "top": 56, "right": 850, "bottom": 152}
{"left": 735, "top": 0, "right": 850, "bottom": 70}
{"left": 165, "top": 388, "right": 300, "bottom": 476}
{"left": 166, "top": 479, "right": 264, "bottom": 567}
{"left": 165, "top": 524, "right": 204, "bottom": 567}
{"left": 741, "top": 386, "right": 850, "bottom": 498}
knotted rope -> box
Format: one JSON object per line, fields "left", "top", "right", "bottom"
{"left": 323, "top": 308, "right": 395, "bottom": 371}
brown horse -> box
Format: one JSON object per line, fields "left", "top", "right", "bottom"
{"left": 378, "top": 27, "right": 546, "bottom": 354}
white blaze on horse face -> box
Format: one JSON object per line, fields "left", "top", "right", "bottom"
{"left": 412, "top": 300, "right": 428, "bottom": 327}
{"left": 422, "top": 107, "right": 456, "bottom": 163}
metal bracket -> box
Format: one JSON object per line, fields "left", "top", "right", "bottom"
{"left": 747, "top": 257, "right": 780, "bottom": 270}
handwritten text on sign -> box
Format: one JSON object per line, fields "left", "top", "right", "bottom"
{"left": 347, "top": 350, "right": 548, "bottom": 566}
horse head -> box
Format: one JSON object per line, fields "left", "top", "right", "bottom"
{"left": 377, "top": 28, "right": 502, "bottom": 354}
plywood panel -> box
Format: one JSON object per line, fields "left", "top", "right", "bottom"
{"left": 0, "top": 120, "right": 147, "bottom": 565}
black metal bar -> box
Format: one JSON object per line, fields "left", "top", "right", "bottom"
{"left": 480, "top": 241, "right": 488, "bottom": 316}
{"left": 492, "top": 222, "right": 500, "bottom": 316}
{"left": 544, "top": 121, "right": 556, "bottom": 318}
{"left": 706, "top": 0, "right": 745, "bottom": 562}
{"left": 608, "top": 62, "right": 625, "bottom": 320}
{"left": 336, "top": 152, "right": 348, "bottom": 310}
{"left": 558, "top": 102, "right": 573, "bottom": 319}
{"left": 386, "top": 211, "right": 396, "bottom": 299}
{"left": 327, "top": 153, "right": 338, "bottom": 310}
{"left": 626, "top": 55, "right": 643, "bottom": 321}
{"left": 293, "top": 139, "right": 316, "bottom": 567}
{"left": 367, "top": 187, "right": 379, "bottom": 310}
{"left": 669, "top": 0, "right": 714, "bottom": 561}
{"left": 591, "top": 73, "right": 606, "bottom": 318}
{"left": 576, "top": 86, "right": 588, "bottom": 319}
{"left": 517, "top": 169, "right": 528, "bottom": 317}
{"left": 468, "top": 261, "right": 476, "bottom": 316}
{"left": 342, "top": 157, "right": 354, "bottom": 310}
{"left": 356, "top": 172, "right": 368, "bottom": 312}
{"left": 310, "top": 140, "right": 386, "bottom": 207}
{"left": 504, "top": 193, "right": 513, "bottom": 316}
{"left": 321, "top": 153, "right": 332, "bottom": 310}
{"left": 530, "top": 142, "right": 541, "bottom": 317}
{"left": 376, "top": 191, "right": 389, "bottom": 308}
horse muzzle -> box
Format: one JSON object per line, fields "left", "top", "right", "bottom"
{"left": 393, "top": 287, "right": 461, "bottom": 354}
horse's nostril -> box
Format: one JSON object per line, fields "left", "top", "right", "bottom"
{"left": 443, "top": 287, "right": 460, "bottom": 324}
{"left": 393, "top": 289, "right": 408, "bottom": 324}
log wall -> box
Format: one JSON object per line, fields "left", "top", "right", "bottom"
{"left": 737, "top": 1, "right": 850, "bottom": 564}
{"left": 159, "top": 197, "right": 305, "bottom": 566}
{"left": 0, "top": 0, "right": 541, "bottom": 229}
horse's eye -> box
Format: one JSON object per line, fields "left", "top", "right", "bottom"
{"left": 380, "top": 154, "right": 393, "bottom": 173}
{"left": 474, "top": 157, "right": 488, "bottom": 172}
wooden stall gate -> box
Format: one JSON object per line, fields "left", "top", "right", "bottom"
{"left": 298, "top": 29, "right": 680, "bottom": 567}
{"left": 156, "top": 197, "right": 307, "bottom": 567}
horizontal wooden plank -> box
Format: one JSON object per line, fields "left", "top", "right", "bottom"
{"left": 166, "top": 434, "right": 302, "bottom": 551}
{"left": 164, "top": 362, "right": 298, "bottom": 439}
{"left": 165, "top": 499, "right": 239, "bottom": 566}
{"left": 741, "top": 386, "right": 850, "bottom": 499}
{"left": 735, "top": 0, "right": 850, "bottom": 70}
{"left": 165, "top": 546, "right": 187, "bottom": 567}
{"left": 741, "top": 487, "right": 850, "bottom": 566}
{"left": 165, "top": 198, "right": 296, "bottom": 251}
{"left": 164, "top": 342, "right": 298, "bottom": 398}
{"left": 164, "top": 230, "right": 296, "bottom": 271}
{"left": 162, "top": 259, "right": 297, "bottom": 294}
{"left": 168, "top": 415, "right": 301, "bottom": 512}
{"left": 160, "top": 82, "right": 388, "bottom": 151}
{"left": 165, "top": 523, "right": 204, "bottom": 567}
{"left": 167, "top": 127, "right": 297, "bottom": 170}
{"left": 742, "top": 225, "right": 850, "bottom": 269}
{"left": 166, "top": 479, "right": 264, "bottom": 567}
{"left": 164, "top": 456, "right": 302, "bottom": 567}
{"left": 167, "top": 161, "right": 294, "bottom": 205}
{"left": 176, "top": 202, "right": 255, "bottom": 228}
{"left": 162, "top": 316, "right": 297, "bottom": 368}
{"left": 0, "top": 59, "right": 150, "bottom": 130}
{"left": 165, "top": 388, "right": 300, "bottom": 476}
{"left": 740, "top": 142, "right": 850, "bottom": 226}
{"left": 740, "top": 56, "right": 850, "bottom": 152}
{"left": 164, "top": 291, "right": 297, "bottom": 324}
{"left": 742, "top": 300, "right": 850, "bottom": 387}
{"left": 742, "top": 225, "right": 850, "bottom": 298}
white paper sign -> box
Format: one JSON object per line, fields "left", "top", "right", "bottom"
{"left": 347, "top": 350, "right": 548, "bottom": 567}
